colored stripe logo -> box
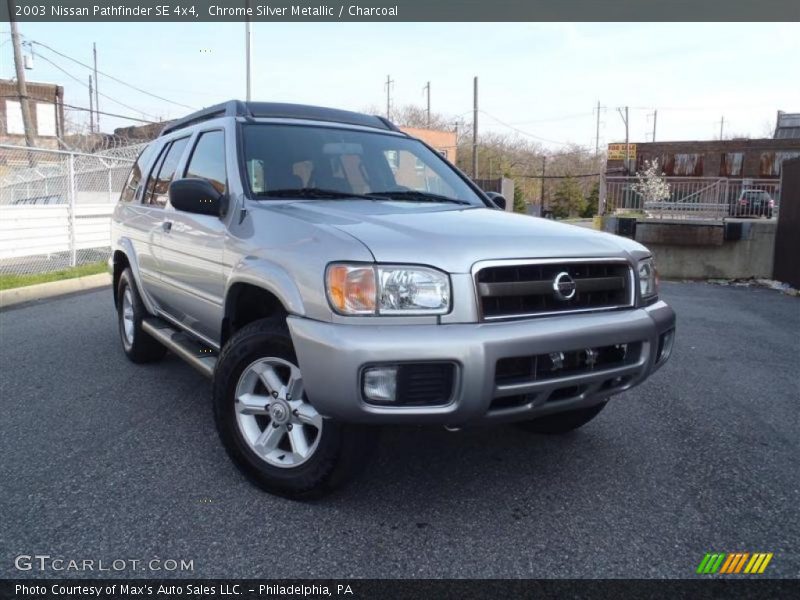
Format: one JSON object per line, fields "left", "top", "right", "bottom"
{"left": 697, "top": 552, "right": 773, "bottom": 574}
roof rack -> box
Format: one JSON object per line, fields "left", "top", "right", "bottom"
{"left": 159, "top": 101, "right": 247, "bottom": 137}
{"left": 159, "top": 100, "right": 400, "bottom": 137}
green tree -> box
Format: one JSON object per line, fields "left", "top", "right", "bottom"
{"left": 581, "top": 182, "right": 600, "bottom": 218}
{"left": 513, "top": 184, "right": 527, "bottom": 213}
{"left": 551, "top": 177, "right": 586, "bottom": 219}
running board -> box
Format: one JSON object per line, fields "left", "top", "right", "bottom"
{"left": 141, "top": 317, "right": 217, "bottom": 378}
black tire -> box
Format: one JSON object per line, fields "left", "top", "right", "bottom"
{"left": 116, "top": 268, "right": 167, "bottom": 363}
{"left": 212, "top": 316, "right": 378, "bottom": 500}
{"left": 516, "top": 402, "right": 607, "bottom": 435}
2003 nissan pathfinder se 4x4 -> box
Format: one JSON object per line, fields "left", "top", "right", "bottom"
{"left": 110, "top": 101, "right": 675, "bottom": 498}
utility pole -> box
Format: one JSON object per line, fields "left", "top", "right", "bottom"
{"left": 719, "top": 116, "right": 725, "bottom": 140}
{"left": 472, "top": 76, "right": 478, "bottom": 179}
{"left": 540, "top": 155, "right": 546, "bottom": 211}
{"left": 385, "top": 75, "right": 394, "bottom": 120}
{"left": 10, "top": 17, "right": 36, "bottom": 161}
{"left": 652, "top": 109, "right": 657, "bottom": 142}
{"left": 88, "top": 75, "right": 94, "bottom": 133}
{"left": 423, "top": 81, "right": 431, "bottom": 128}
{"left": 245, "top": 0, "right": 252, "bottom": 101}
{"left": 595, "top": 100, "right": 601, "bottom": 157}
{"left": 93, "top": 42, "right": 99, "bottom": 132}
{"left": 617, "top": 106, "right": 630, "bottom": 173}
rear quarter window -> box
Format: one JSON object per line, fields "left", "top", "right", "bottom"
{"left": 119, "top": 143, "right": 157, "bottom": 203}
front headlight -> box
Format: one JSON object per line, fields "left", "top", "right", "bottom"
{"left": 638, "top": 257, "right": 658, "bottom": 300}
{"left": 326, "top": 263, "right": 450, "bottom": 316}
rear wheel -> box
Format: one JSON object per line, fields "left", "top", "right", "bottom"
{"left": 116, "top": 268, "right": 167, "bottom": 363}
{"left": 516, "top": 402, "right": 607, "bottom": 435}
{"left": 213, "top": 317, "right": 377, "bottom": 499}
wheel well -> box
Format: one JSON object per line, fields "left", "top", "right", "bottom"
{"left": 223, "top": 283, "right": 287, "bottom": 347}
{"left": 111, "top": 251, "right": 130, "bottom": 307}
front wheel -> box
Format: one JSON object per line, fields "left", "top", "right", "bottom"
{"left": 516, "top": 402, "right": 607, "bottom": 435}
{"left": 212, "top": 317, "right": 377, "bottom": 499}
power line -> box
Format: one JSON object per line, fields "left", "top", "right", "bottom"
{"left": 517, "top": 172, "right": 601, "bottom": 179}
{"left": 62, "top": 101, "right": 159, "bottom": 124}
{"left": 479, "top": 110, "right": 577, "bottom": 147}
{"left": 507, "top": 112, "right": 595, "bottom": 125}
{"left": 28, "top": 39, "right": 197, "bottom": 111}
{"left": 28, "top": 50, "right": 159, "bottom": 119}
{"left": 1, "top": 94, "right": 159, "bottom": 123}
{"left": 626, "top": 104, "right": 777, "bottom": 112}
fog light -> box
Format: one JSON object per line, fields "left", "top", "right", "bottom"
{"left": 658, "top": 329, "right": 675, "bottom": 364}
{"left": 363, "top": 366, "right": 398, "bottom": 403}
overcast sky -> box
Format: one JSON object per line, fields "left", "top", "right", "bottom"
{"left": 2, "top": 22, "right": 798, "bottom": 149}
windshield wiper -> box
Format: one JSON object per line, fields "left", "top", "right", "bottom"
{"left": 255, "top": 187, "right": 473, "bottom": 205}
{"left": 254, "top": 188, "right": 378, "bottom": 200}
{"left": 366, "top": 190, "right": 472, "bottom": 205}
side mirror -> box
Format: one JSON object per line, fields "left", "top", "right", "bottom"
{"left": 486, "top": 192, "right": 507, "bottom": 210}
{"left": 169, "top": 178, "right": 226, "bottom": 216}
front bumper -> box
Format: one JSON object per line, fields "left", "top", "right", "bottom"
{"left": 288, "top": 301, "right": 675, "bottom": 426}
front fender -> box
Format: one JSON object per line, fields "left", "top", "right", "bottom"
{"left": 226, "top": 257, "right": 307, "bottom": 317}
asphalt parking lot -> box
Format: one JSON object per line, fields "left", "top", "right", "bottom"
{"left": 1, "top": 282, "right": 798, "bottom": 579}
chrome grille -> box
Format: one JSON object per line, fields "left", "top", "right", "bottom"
{"left": 474, "top": 259, "right": 634, "bottom": 320}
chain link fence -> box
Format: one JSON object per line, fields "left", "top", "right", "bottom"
{"left": 603, "top": 176, "right": 781, "bottom": 220}
{"left": 0, "top": 144, "right": 144, "bottom": 276}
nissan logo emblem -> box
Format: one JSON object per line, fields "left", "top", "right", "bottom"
{"left": 552, "top": 271, "right": 577, "bottom": 301}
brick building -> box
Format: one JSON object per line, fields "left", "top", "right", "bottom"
{"left": 399, "top": 126, "right": 457, "bottom": 164}
{"left": 607, "top": 111, "right": 800, "bottom": 179}
{"left": 607, "top": 137, "right": 800, "bottom": 179}
{"left": 0, "top": 79, "right": 65, "bottom": 149}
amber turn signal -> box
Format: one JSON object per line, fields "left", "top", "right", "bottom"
{"left": 326, "top": 264, "right": 377, "bottom": 315}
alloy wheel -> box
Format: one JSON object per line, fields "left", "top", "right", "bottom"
{"left": 234, "top": 357, "right": 323, "bottom": 468}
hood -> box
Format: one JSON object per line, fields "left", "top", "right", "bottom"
{"left": 260, "top": 200, "right": 648, "bottom": 273}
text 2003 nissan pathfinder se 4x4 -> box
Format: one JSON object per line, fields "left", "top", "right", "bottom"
{"left": 110, "top": 101, "right": 675, "bottom": 498}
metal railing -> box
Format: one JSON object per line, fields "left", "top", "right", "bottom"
{"left": 603, "top": 176, "right": 780, "bottom": 220}
{"left": 0, "top": 144, "right": 142, "bottom": 276}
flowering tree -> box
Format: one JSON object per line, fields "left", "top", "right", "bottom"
{"left": 632, "top": 159, "right": 671, "bottom": 205}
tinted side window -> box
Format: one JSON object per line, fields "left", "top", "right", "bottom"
{"left": 147, "top": 137, "right": 189, "bottom": 207}
{"left": 120, "top": 144, "right": 156, "bottom": 203}
{"left": 185, "top": 131, "right": 227, "bottom": 194}
{"left": 143, "top": 144, "right": 170, "bottom": 206}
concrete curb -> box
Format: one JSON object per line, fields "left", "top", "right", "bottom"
{"left": 0, "top": 273, "right": 111, "bottom": 309}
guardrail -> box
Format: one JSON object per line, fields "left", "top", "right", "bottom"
{"left": 603, "top": 176, "right": 780, "bottom": 220}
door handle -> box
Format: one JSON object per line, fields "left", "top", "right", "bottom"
{"left": 162, "top": 221, "right": 173, "bottom": 233}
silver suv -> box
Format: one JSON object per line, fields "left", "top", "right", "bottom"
{"left": 110, "top": 101, "right": 675, "bottom": 498}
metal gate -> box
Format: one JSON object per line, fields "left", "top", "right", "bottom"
{"left": 773, "top": 157, "right": 800, "bottom": 287}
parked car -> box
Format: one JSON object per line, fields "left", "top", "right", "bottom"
{"left": 732, "top": 189, "right": 775, "bottom": 218}
{"left": 110, "top": 101, "right": 676, "bottom": 499}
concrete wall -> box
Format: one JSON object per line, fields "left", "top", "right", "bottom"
{"left": 634, "top": 219, "right": 776, "bottom": 280}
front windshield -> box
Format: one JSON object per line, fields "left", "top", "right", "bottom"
{"left": 241, "top": 123, "right": 484, "bottom": 205}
